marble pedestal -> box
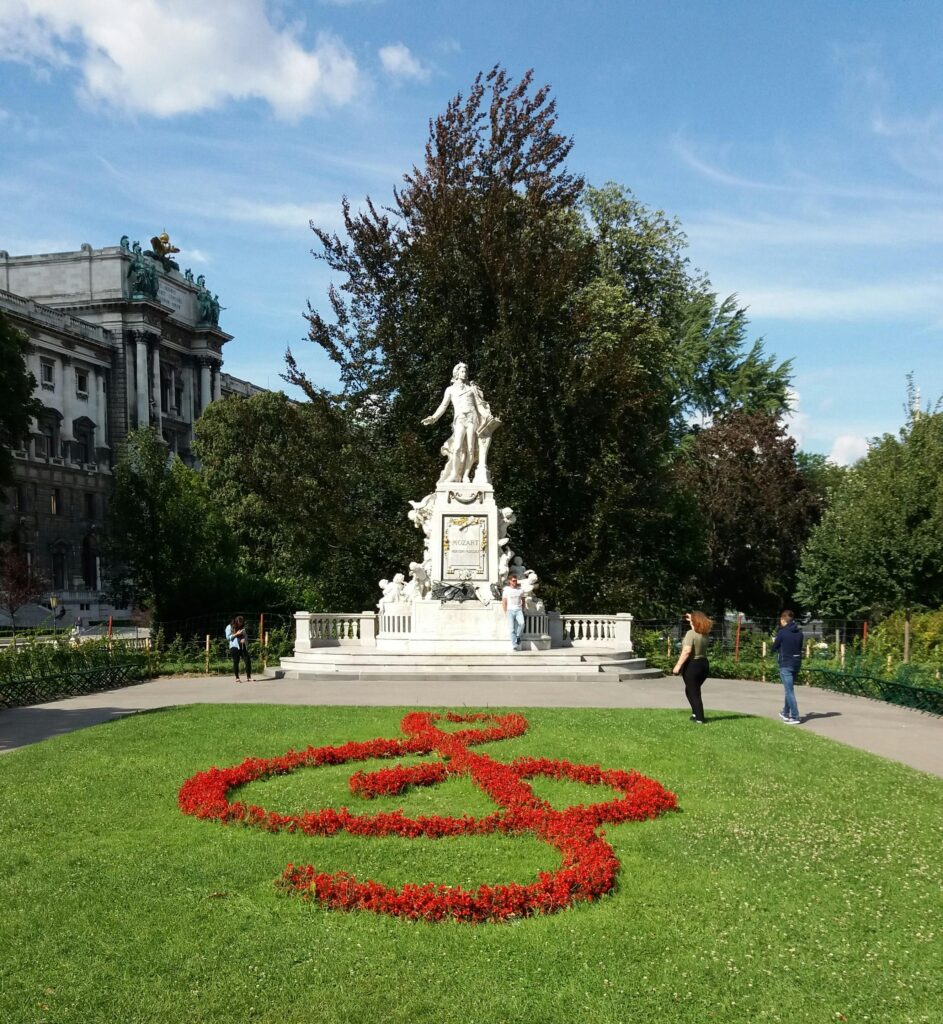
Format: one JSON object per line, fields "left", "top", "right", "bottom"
{"left": 376, "top": 480, "right": 549, "bottom": 652}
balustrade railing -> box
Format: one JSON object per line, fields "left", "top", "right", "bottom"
{"left": 294, "top": 612, "right": 377, "bottom": 650}
{"left": 559, "top": 613, "right": 633, "bottom": 650}
{"left": 294, "top": 609, "right": 632, "bottom": 652}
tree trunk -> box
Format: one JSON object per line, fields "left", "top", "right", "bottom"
{"left": 903, "top": 608, "right": 911, "bottom": 664}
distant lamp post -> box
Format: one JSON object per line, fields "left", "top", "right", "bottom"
{"left": 49, "top": 593, "right": 59, "bottom": 639}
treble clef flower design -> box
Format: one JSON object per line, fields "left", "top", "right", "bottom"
{"left": 178, "top": 711, "right": 677, "bottom": 923}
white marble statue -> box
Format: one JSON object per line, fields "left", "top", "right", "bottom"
{"left": 403, "top": 561, "right": 431, "bottom": 601}
{"left": 378, "top": 573, "right": 406, "bottom": 607}
{"left": 520, "top": 569, "right": 544, "bottom": 612}
{"left": 421, "top": 363, "right": 501, "bottom": 484}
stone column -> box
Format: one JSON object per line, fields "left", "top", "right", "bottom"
{"left": 199, "top": 359, "right": 212, "bottom": 414}
{"left": 152, "top": 343, "right": 163, "bottom": 433}
{"left": 135, "top": 333, "right": 149, "bottom": 428}
{"left": 614, "top": 613, "right": 634, "bottom": 653}
{"left": 96, "top": 370, "right": 108, "bottom": 443}
{"left": 212, "top": 362, "right": 221, "bottom": 402}
{"left": 60, "top": 355, "right": 75, "bottom": 458}
{"left": 294, "top": 612, "right": 312, "bottom": 654}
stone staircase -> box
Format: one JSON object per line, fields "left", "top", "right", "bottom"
{"left": 276, "top": 648, "right": 662, "bottom": 683}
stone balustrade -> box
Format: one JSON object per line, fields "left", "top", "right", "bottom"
{"left": 558, "top": 612, "right": 633, "bottom": 651}
{"left": 295, "top": 609, "right": 632, "bottom": 652}
{"left": 294, "top": 612, "right": 377, "bottom": 651}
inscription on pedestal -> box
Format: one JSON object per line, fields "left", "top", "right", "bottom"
{"left": 442, "top": 514, "right": 487, "bottom": 579}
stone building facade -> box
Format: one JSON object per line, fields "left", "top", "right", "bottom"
{"left": 0, "top": 238, "right": 246, "bottom": 623}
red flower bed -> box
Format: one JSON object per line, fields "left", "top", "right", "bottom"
{"left": 178, "top": 711, "right": 677, "bottom": 923}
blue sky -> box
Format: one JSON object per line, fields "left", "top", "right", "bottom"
{"left": 1, "top": 0, "right": 941, "bottom": 463}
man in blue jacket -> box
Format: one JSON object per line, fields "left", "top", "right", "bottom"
{"left": 772, "top": 610, "right": 803, "bottom": 724}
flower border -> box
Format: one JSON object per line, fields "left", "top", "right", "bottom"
{"left": 178, "top": 711, "right": 677, "bottom": 923}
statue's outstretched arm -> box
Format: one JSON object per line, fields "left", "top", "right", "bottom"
{"left": 421, "top": 388, "right": 451, "bottom": 426}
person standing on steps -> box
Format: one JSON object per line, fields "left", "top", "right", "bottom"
{"left": 501, "top": 573, "right": 525, "bottom": 651}
{"left": 225, "top": 615, "right": 252, "bottom": 682}
{"left": 672, "top": 611, "right": 712, "bottom": 723}
{"left": 772, "top": 609, "right": 803, "bottom": 724}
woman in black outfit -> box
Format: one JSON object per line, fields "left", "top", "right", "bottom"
{"left": 671, "top": 610, "right": 712, "bottom": 723}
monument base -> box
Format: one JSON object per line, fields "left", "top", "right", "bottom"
{"left": 376, "top": 600, "right": 550, "bottom": 654}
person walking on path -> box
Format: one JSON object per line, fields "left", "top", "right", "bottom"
{"left": 225, "top": 615, "right": 252, "bottom": 682}
{"left": 772, "top": 609, "right": 803, "bottom": 724}
{"left": 672, "top": 611, "right": 712, "bottom": 723}
{"left": 501, "top": 573, "right": 525, "bottom": 651}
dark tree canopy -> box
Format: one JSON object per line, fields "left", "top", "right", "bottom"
{"left": 0, "top": 311, "right": 42, "bottom": 492}
{"left": 274, "top": 68, "right": 796, "bottom": 614}
{"left": 676, "top": 410, "right": 820, "bottom": 619}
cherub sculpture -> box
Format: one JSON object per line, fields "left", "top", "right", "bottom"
{"left": 403, "top": 562, "right": 431, "bottom": 602}
{"left": 378, "top": 573, "right": 406, "bottom": 607}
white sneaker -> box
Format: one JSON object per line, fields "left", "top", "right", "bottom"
{"left": 783, "top": 717, "right": 801, "bottom": 725}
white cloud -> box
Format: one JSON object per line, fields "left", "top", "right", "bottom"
{"left": 0, "top": 0, "right": 362, "bottom": 119}
{"left": 829, "top": 434, "right": 869, "bottom": 466}
{"left": 378, "top": 42, "right": 429, "bottom": 82}
{"left": 213, "top": 197, "right": 343, "bottom": 232}
{"left": 688, "top": 208, "right": 943, "bottom": 251}
{"left": 782, "top": 388, "right": 808, "bottom": 448}
{"left": 738, "top": 278, "right": 943, "bottom": 321}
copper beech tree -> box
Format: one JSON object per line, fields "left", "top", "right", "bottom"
{"left": 280, "top": 68, "right": 793, "bottom": 613}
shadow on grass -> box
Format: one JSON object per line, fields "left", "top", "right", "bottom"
{"left": 0, "top": 704, "right": 181, "bottom": 754}
{"left": 702, "top": 713, "right": 754, "bottom": 723}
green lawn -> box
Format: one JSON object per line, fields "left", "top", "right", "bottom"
{"left": 1, "top": 705, "right": 940, "bottom": 1024}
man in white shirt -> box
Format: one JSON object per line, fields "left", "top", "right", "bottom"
{"left": 501, "top": 573, "right": 525, "bottom": 651}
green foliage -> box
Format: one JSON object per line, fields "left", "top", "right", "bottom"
{"left": 1, "top": 706, "right": 940, "bottom": 1023}
{"left": 0, "top": 310, "right": 42, "bottom": 491}
{"left": 107, "top": 427, "right": 256, "bottom": 622}
{"left": 194, "top": 391, "right": 399, "bottom": 610}
{"left": 675, "top": 411, "right": 820, "bottom": 617}
{"left": 797, "top": 409, "right": 943, "bottom": 618}
{"left": 0, "top": 635, "right": 152, "bottom": 683}
{"left": 795, "top": 450, "right": 847, "bottom": 507}
{"left": 867, "top": 608, "right": 943, "bottom": 667}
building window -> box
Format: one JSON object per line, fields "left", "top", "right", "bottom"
{"left": 84, "top": 492, "right": 96, "bottom": 519}
{"left": 76, "top": 368, "right": 89, "bottom": 398}
{"left": 50, "top": 488, "right": 61, "bottom": 515}
{"left": 75, "top": 426, "right": 93, "bottom": 464}
{"left": 52, "top": 550, "right": 66, "bottom": 591}
{"left": 41, "top": 360, "right": 55, "bottom": 391}
{"left": 14, "top": 484, "right": 26, "bottom": 512}
{"left": 174, "top": 382, "right": 183, "bottom": 413}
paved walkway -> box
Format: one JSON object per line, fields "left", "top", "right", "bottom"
{"left": 1, "top": 673, "right": 940, "bottom": 777}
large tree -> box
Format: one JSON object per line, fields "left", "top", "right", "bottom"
{"left": 106, "top": 428, "right": 237, "bottom": 623}
{"left": 286, "top": 72, "right": 698, "bottom": 610}
{"left": 193, "top": 391, "right": 385, "bottom": 609}
{"left": 796, "top": 407, "right": 943, "bottom": 659}
{"left": 676, "top": 410, "right": 820, "bottom": 621}
{"left": 0, "top": 311, "right": 41, "bottom": 492}
{"left": 283, "top": 68, "right": 794, "bottom": 613}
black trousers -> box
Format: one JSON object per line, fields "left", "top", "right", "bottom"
{"left": 231, "top": 644, "right": 252, "bottom": 679}
{"left": 682, "top": 657, "right": 708, "bottom": 721}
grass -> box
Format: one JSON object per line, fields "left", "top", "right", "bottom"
{"left": 0, "top": 705, "right": 940, "bottom": 1024}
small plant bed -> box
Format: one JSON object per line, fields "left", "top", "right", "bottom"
{"left": 1, "top": 706, "right": 940, "bottom": 1024}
